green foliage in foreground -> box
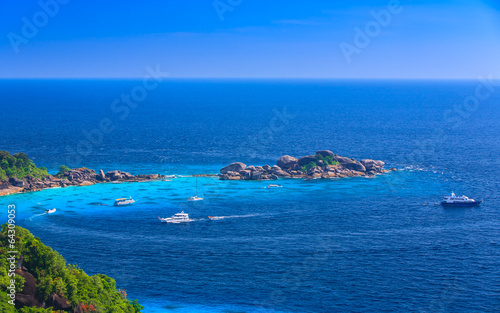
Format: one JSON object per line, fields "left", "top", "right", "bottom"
{"left": 0, "top": 224, "right": 143, "bottom": 313}
{"left": 0, "top": 151, "right": 49, "bottom": 181}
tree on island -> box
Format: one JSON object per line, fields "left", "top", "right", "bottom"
{"left": 0, "top": 151, "right": 49, "bottom": 181}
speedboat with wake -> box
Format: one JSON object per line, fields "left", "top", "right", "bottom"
{"left": 45, "top": 208, "right": 56, "bottom": 214}
{"left": 158, "top": 211, "right": 192, "bottom": 223}
{"left": 440, "top": 192, "right": 482, "bottom": 207}
{"left": 208, "top": 216, "right": 226, "bottom": 220}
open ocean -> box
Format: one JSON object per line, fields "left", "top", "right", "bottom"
{"left": 1, "top": 79, "right": 499, "bottom": 312}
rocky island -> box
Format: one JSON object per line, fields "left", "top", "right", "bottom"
{"left": 220, "top": 150, "right": 395, "bottom": 180}
{"left": 0, "top": 168, "right": 165, "bottom": 197}
{"left": 0, "top": 150, "right": 164, "bottom": 197}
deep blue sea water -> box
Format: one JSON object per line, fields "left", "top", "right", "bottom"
{"left": 0, "top": 79, "right": 499, "bottom": 312}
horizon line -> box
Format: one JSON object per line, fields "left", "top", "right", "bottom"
{"left": 0, "top": 77, "right": 493, "bottom": 81}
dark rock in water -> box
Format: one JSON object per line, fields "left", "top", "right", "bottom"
{"left": 15, "top": 269, "right": 41, "bottom": 308}
{"left": 298, "top": 155, "right": 317, "bottom": 166}
{"left": 9, "top": 177, "right": 25, "bottom": 187}
{"left": 343, "top": 161, "right": 366, "bottom": 172}
{"left": 316, "top": 150, "right": 334, "bottom": 157}
{"left": 220, "top": 162, "right": 246, "bottom": 174}
{"left": 277, "top": 155, "right": 298, "bottom": 169}
{"left": 46, "top": 293, "right": 72, "bottom": 311}
{"left": 389, "top": 167, "right": 397, "bottom": 171}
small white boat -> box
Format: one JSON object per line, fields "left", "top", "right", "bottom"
{"left": 266, "top": 184, "right": 282, "bottom": 188}
{"left": 114, "top": 197, "right": 135, "bottom": 206}
{"left": 45, "top": 208, "right": 56, "bottom": 214}
{"left": 158, "top": 211, "right": 192, "bottom": 223}
{"left": 187, "top": 179, "right": 204, "bottom": 202}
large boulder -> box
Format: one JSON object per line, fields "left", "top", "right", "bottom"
{"left": 332, "top": 156, "right": 354, "bottom": 164}
{"left": 106, "top": 170, "right": 123, "bottom": 181}
{"left": 220, "top": 162, "right": 246, "bottom": 174}
{"left": 277, "top": 155, "right": 298, "bottom": 169}
{"left": 316, "top": 150, "right": 334, "bottom": 157}
{"left": 298, "top": 155, "right": 317, "bottom": 166}
{"left": 97, "top": 169, "right": 106, "bottom": 180}
{"left": 274, "top": 170, "right": 291, "bottom": 177}
{"left": 15, "top": 269, "right": 41, "bottom": 309}
{"left": 307, "top": 166, "right": 323, "bottom": 175}
{"left": 360, "top": 159, "right": 385, "bottom": 171}
{"left": 9, "top": 177, "right": 25, "bottom": 187}
{"left": 239, "top": 170, "right": 252, "bottom": 180}
{"left": 46, "top": 293, "right": 72, "bottom": 311}
{"left": 250, "top": 171, "right": 263, "bottom": 180}
{"left": 342, "top": 162, "right": 366, "bottom": 172}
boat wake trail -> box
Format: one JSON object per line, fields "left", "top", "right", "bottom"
{"left": 27, "top": 213, "right": 47, "bottom": 221}
{"left": 207, "top": 213, "right": 263, "bottom": 221}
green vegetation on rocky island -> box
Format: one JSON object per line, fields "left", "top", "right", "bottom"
{"left": 0, "top": 151, "right": 49, "bottom": 181}
{"left": 0, "top": 225, "right": 143, "bottom": 313}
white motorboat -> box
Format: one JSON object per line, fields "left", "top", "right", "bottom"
{"left": 114, "top": 197, "right": 135, "bottom": 206}
{"left": 440, "top": 192, "right": 481, "bottom": 207}
{"left": 158, "top": 211, "right": 192, "bottom": 223}
{"left": 45, "top": 208, "right": 56, "bottom": 214}
{"left": 266, "top": 184, "right": 282, "bottom": 188}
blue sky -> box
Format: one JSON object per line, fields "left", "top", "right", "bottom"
{"left": 0, "top": 0, "right": 499, "bottom": 78}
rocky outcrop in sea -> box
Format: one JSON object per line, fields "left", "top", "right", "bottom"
{"left": 220, "top": 150, "right": 395, "bottom": 180}
{"left": 0, "top": 168, "right": 164, "bottom": 196}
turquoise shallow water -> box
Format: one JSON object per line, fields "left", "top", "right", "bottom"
{"left": 2, "top": 168, "right": 499, "bottom": 312}
{"left": 1, "top": 79, "right": 500, "bottom": 312}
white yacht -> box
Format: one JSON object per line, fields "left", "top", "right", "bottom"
{"left": 441, "top": 192, "right": 481, "bottom": 207}
{"left": 158, "top": 211, "right": 192, "bottom": 223}
{"left": 45, "top": 208, "right": 56, "bottom": 214}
